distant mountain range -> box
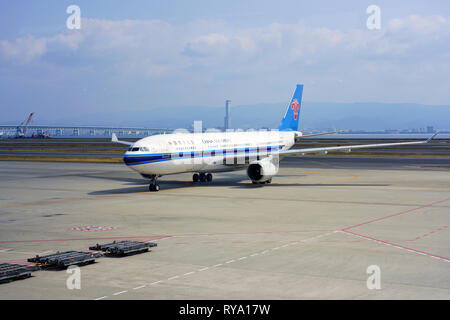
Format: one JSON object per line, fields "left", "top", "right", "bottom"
{"left": 17, "top": 102, "right": 450, "bottom": 131}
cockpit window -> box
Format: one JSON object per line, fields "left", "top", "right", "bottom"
{"left": 128, "top": 146, "right": 149, "bottom": 152}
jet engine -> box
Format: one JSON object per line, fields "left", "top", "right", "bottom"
{"left": 246, "top": 156, "right": 279, "bottom": 183}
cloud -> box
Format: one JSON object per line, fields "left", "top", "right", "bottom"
{"left": 389, "top": 15, "right": 450, "bottom": 35}
{"left": 1, "top": 14, "right": 449, "bottom": 105}
{"left": 50, "top": 32, "right": 84, "bottom": 50}
{"left": 2, "top": 15, "right": 449, "bottom": 68}
{"left": 0, "top": 35, "right": 47, "bottom": 64}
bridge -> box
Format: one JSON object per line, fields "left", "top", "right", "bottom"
{"left": 0, "top": 125, "right": 169, "bottom": 138}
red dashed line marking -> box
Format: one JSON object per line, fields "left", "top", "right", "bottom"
{"left": 340, "top": 230, "right": 450, "bottom": 263}
{"left": 70, "top": 225, "right": 118, "bottom": 232}
{"left": 172, "top": 230, "right": 333, "bottom": 237}
{"left": 343, "top": 198, "right": 450, "bottom": 231}
{"left": 0, "top": 235, "right": 171, "bottom": 244}
{"left": 319, "top": 240, "right": 361, "bottom": 243}
{"left": 405, "top": 225, "right": 448, "bottom": 242}
{"left": 2, "top": 259, "right": 34, "bottom": 265}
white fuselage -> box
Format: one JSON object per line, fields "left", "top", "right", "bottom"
{"left": 123, "top": 130, "right": 299, "bottom": 176}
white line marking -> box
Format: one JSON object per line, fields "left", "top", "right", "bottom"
{"left": 133, "top": 285, "right": 146, "bottom": 290}
{"left": 94, "top": 230, "right": 337, "bottom": 300}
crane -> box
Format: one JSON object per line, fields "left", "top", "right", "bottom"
{"left": 16, "top": 112, "right": 34, "bottom": 138}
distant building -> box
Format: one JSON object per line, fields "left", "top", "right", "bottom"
{"left": 384, "top": 129, "right": 399, "bottom": 134}
{"left": 427, "top": 126, "right": 435, "bottom": 133}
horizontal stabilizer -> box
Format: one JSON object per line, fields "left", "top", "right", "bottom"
{"left": 299, "top": 130, "right": 345, "bottom": 139}
{"left": 112, "top": 133, "right": 134, "bottom": 146}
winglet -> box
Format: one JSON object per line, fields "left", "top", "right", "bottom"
{"left": 426, "top": 132, "right": 439, "bottom": 143}
{"left": 112, "top": 132, "right": 119, "bottom": 143}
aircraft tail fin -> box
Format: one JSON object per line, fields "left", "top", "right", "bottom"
{"left": 278, "top": 84, "right": 303, "bottom": 131}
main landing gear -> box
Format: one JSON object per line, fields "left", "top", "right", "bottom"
{"left": 148, "top": 176, "right": 160, "bottom": 192}
{"left": 193, "top": 173, "right": 213, "bottom": 183}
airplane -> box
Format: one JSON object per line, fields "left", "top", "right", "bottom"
{"left": 112, "top": 84, "right": 438, "bottom": 191}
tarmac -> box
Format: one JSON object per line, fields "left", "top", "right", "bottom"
{"left": 0, "top": 157, "right": 449, "bottom": 299}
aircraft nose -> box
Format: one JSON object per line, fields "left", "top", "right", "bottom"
{"left": 123, "top": 152, "right": 133, "bottom": 166}
{"left": 122, "top": 151, "right": 147, "bottom": 168}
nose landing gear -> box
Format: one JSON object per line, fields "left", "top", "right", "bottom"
{"left": 149, "top": 183, "right": 160, "bottom": 192}
{"left": 148, "top": 176, "right": 160, "bottom": 192}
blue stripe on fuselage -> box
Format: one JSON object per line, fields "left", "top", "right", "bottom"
{"left": 123, "top": 145, "right": 285, "bottom": 166}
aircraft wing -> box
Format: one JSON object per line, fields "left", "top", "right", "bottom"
{"left": 281, "top": 133, "right": 438, "bottom": 157}
{"left": 111, "top": 133, "right": 134, "bottom": 146}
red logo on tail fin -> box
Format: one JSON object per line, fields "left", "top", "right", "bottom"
{"left": 291, "top": 99, "right": 300, "bottom": 120}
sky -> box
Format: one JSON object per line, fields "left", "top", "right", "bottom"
{"left": 1, "top": 0, "right": 450, "bottom": 123}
